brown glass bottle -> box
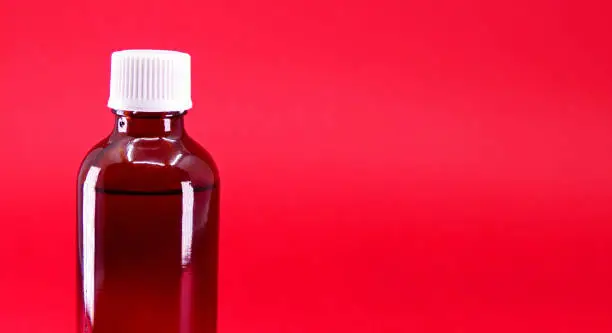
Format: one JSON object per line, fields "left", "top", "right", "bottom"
{"left": 77, "top": 109, "right": 219, "bottom": 333}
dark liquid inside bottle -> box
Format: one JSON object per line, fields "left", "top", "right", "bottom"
{"left": 77, "top": 111, "right": 219, "bottom": 333}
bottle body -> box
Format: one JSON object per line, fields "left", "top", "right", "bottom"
{"left": 77, "top": 111, "right": 219, "bottom": 333}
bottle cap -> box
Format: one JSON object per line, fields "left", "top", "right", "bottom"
{"left": 107, "top": 49, "right": 192, "bottom": 112}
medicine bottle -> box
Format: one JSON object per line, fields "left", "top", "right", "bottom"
{"left": 77, "top": 49, "right": 219, "bottom": 333}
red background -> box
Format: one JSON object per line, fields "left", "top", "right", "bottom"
{"left": 1, "top": 0, "right": 612, "bottom": 332}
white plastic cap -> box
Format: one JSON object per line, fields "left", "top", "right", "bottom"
{"left": 107, "top": 49, "right": 192, "bottom": 112}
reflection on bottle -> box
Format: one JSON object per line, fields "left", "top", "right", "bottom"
{"left": 181, "top": 181, "right": 194, "bottom": 267}
{"left": 180, "top": 181, "right": 195, "bottom": 333}
{"left": 170, "top": 153, "right": 183, "bottom": 166}
{"left": 126, "top": 137, "right": 163, "bottom": 162}
{"left": 82, "top": 166, "right": 101, "bottom": 324}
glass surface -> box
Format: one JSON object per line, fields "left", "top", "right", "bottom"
{"left": 77, "top": 110, "right": 220, "bottom": 333}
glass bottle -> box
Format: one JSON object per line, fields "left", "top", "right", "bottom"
{"left": 77, "top": 50, "right": 219, "bottom": 333}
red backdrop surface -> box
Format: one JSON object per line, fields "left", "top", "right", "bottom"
{"left": 1, "top": 0, "right": 612, "bottom": 332}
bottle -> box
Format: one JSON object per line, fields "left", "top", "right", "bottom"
{"left": 77, "top": 49, "right": 220, "bottom": 333}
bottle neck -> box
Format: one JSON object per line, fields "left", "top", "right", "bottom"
{"left": 110, "top": 110, "right": 186, "bottom": 138}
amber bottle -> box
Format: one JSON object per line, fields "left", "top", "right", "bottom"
{"left": 77, "top": 50, "right": 219, "bottom": 333}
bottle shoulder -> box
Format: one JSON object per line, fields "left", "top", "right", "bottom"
{"left": 78, "top": 134, "right": 218, "bottom": 192}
